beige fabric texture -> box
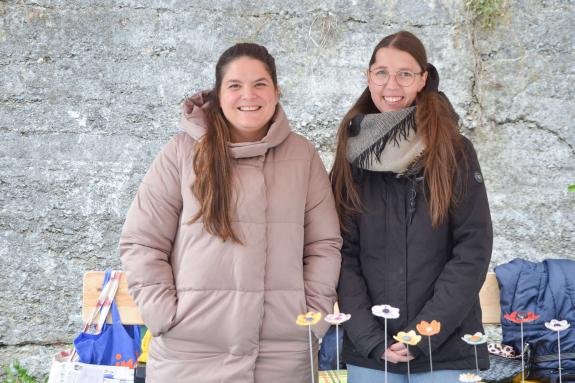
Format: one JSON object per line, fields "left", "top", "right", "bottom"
{"left": 120, "top": 91, "right": 342, "bottom": 383}
{"left": 367, "top": 127, "right": 425, "bottom": 173}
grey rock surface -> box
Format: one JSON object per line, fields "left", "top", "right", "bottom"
{"left": 0, "top": 0, "right": 573, "bottom": 379}
{"left": 471, "top": 0, "right": 575, "bottom": 264}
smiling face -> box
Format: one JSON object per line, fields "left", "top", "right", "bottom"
{"left": 368, "top": 47, "right": 428, "bottom": 113}
{"left": 219, "top": 56, "right": 279, "bottom": 142}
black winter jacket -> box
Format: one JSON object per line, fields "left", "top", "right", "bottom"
{"left": 338, "top": 137, "right": 493, "bottom": 373}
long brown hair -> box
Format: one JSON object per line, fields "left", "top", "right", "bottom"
{"left": 190, "top": 43, "right": 278, "bottom": 243}
{"left": 330, "top": 31, "right": 465, "bottom": 227}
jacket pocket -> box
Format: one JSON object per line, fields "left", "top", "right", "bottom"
{"left": 258, "top": 290, "right": 309, "bottom": 350}
{"left": 163, "top": 289, "right": 263, "bottom": 355}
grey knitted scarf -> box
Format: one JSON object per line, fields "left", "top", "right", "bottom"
{"left": 346, "top": 106, "right": 425, "bottom": 174}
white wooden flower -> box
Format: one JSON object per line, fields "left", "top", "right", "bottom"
{"left": 371, "top": 304, "right": 400, "bottom": 319}
{"left": 459, "top": 373, "right": 482, "bottom": 382}
{"left": 461, "top": 332, "right": 488, "bottom": 345}
{"left": 545, "top": 319, "right": 570, "bottom": 332}
{"left": 324, "top": 313, "right": 351, "bottom": 325}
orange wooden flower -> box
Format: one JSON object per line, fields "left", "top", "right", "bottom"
{"left": 416, "top": 320, "right": 441, "bottom": 336}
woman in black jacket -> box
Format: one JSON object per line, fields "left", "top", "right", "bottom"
{"left": 330, "top": 31, "right": 493, "bottom": 382}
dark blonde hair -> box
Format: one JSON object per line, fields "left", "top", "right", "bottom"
{"left": 330, "top": 31, "right": 465, "bottom": 228}
{"left": 190, "top": 43, "right": 277, "bottom": 243}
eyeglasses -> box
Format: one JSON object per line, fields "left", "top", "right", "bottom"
{"left": 368, "top": 68, "right": 423, "bottom": 87}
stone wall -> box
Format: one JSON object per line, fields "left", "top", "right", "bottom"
{"left": 0, "top": 0, "right": 573, "bottom": 378}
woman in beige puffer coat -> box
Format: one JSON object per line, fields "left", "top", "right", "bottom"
{"left": 119, "top": 43, "right": 342, "bottom": 383}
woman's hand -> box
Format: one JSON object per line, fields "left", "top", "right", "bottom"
{"left": 381, "top": 342, "right": 415, "bottom": 363}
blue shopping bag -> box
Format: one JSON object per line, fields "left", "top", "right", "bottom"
{"left": 74, "top": 270, "right": 141, "bottom": 368}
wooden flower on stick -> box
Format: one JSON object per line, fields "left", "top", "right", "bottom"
{"left": 461, "top": 332, "right": 488, "bottom": 374}
{"left": 393, "top": 330, "right": 421, "bottom": 383}
{"left": 504, "top": 311, "right": 539, "bottom": 383}
{"left": 296, "top": 311, "right": 322, "bottom": 383}
{"left": 324, "top": 313, "right": 351, "bottom": 383}
{"left": 416, "top": 320, "right": 441, "bottom": 382}
{"left": 372, "top": 305, "right": 400, "bottom": 383}
{"left": 545, "top": 319, "right": 570, "bottom": 383}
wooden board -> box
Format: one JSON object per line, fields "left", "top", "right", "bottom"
{"left": 83, "top": 271, "right": 501, "bottom": 326}
{"left": 83, "top": 271, "right": 144, "bottom": 325}
{"left": 479, "top": 272, "right": 501, "bottom": 324}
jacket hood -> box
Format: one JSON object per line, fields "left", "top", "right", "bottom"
{"left": 180, "top": 90, "right": 291, "bottom": 159}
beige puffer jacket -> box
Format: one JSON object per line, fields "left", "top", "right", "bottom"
{"left": 119, "top": 92, "right": 342, "bottom": 383}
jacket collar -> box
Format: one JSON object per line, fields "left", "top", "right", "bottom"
{"left": 180, "top": 91, "right": 291, "bottom": 159}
